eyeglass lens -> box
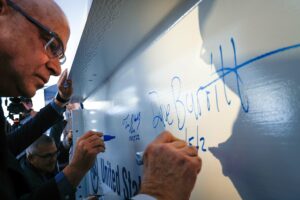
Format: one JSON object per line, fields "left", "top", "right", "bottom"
{"left": 44, "top": 37, "right": 66, "bottom": 64}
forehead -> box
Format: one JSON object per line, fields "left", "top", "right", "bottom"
{"left": 36, "top": 143, "right": 57, "bottom": 153}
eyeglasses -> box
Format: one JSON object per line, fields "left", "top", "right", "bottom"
{"left": 33, "top": 151, "right": 59, "bottom": 159}
{"left": 7, "top": 0, "right": 66, "bottom": 64}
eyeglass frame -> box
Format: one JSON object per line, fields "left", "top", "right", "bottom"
{"left": 32, "top": 150, "right": 59, "bottom": 159}
{"left": 6, "top": 0, "right": 66, "bottom": 64}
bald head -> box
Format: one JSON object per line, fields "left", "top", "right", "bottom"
{"left": 12, "top": 0, "right": 70, "bottom": 46}
{"left": 0, "top": 0, "right": 70, "bottom": 97}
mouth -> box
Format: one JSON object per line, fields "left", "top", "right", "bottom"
{"left": 36, "top": 75, "right": 49, "bottom": 85}
{"left": 34, "top": 75, "right": 49, "bottom": 89}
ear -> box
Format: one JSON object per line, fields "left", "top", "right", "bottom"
{"left": 0, "top": 0, "right": 8, "bottom": 15}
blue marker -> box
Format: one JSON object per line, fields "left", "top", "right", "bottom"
{"left": 103, "top": 135, "right": 116, "bottom": 142}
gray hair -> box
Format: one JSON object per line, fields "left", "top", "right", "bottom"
{"left": 26, "top": 134, "right": 55, "bottom": 156}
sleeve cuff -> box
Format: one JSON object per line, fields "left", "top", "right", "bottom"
{"left": 131, "top": 194, "right": 157, "bottom": 200}
{"left": 50, "top": 100, "right": 66, "bottom": 115}
{"left": 55, "top": 171, "right": 76, "bottom": 200}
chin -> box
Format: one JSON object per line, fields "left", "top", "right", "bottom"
{"left": 21, "top": 85, "right": 38, "bottom": 98}
{"left": 45, "top": 167, "right": 55, "bottom": 173}
{"left": 23, "top": 90, "right": 36, "bottom": 98}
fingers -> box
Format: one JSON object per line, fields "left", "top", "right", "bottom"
{"left": 179, "top": 145, "right": 202, "bottom": 174}
{"left": 86, "top": 134, "right": 105, "bottom": 148}
{"left": 196, "top": 157, "right": 202, "bottom": 174}
{"left": 57, "top": 68, "right": 68, "bottom": 86}
{"left": 162, "top": 133, "right": 201, "bottom": 174}
{"left": 181, "top": 145, "right": 198, "bottom": 157}
{"left": 57, "top": 69, "right": 73, "bottom": 98}
{"left": 171, "top": 140, "right": 199, "bottom": 159}
{"left": 190, "top": 153, "right": 202, "bottom": 174}
{"left": 172, "top": 140, "right": 187, "bottom": 149}
{"left": 79, "top": 131, "right": 103, "bottom": 140}
{"left": 153, "top": 131, "right": 181, "bottom": 144}
{"left": 65, "top": 79, "right": 72, "bottom": 88}
{"left": 154, "top": 131, "right": 199, "bottom": 157}
{"left": 77, "top": 131, "right": 105, "bottom": 153}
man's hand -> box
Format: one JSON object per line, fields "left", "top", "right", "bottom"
{"left": 140, "top": 131, "right": 202, "bottom": 200}
{"left": 63, "top": 131, "right": 105, "bottom": 187}
{"left": 66, "top": 130, "right": 73, "bottom": 145}
{"left": 57, "top": 69, "right": 73, "bottom": 100}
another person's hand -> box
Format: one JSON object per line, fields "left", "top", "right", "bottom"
{"left": 62, "top": 129, "right": 73, "bottom": 149}
{"left": 140, "top": 131, "right": 202, "bottom": 200}
{"left": 63, "top": 131, "right": 105, "bottom": 187}
{"left": 57, "top": 69, "right": 73, "bottom": 100}
{"left": 66, "top": 130, "right": 73, "bottom": 145}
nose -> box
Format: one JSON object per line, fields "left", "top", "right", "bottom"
{"left": 46, "top": 59, "right": 61, "bottom": 76}
{"left": 50, "top": 154, "right": 58, "bottom": 162}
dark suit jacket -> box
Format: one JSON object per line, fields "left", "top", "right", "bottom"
{"left": 0, "top": 101, "right": 15, "bottom": 200}
{"left": 1, "top": 103, "right": 64, "bottom": 200}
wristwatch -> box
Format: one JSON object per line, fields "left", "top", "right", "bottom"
{"left": 56, "top": 93, "right": 69, "bottom": 104}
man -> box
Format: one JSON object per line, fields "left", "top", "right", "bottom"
{"left": 0, "top": 0, "right": 201, "bottom": 200}
{"left": 20, "top": 135, "right": 59, "bottom": 190}
{"left": 0, "top": 0, "right": 105, "bottom": 199}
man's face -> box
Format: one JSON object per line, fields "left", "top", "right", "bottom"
{"left": 29, "top": 143, "right": 58, "bottom": 173}
{"left": 0, "top": 0, "right": 70, "bottom": 97}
